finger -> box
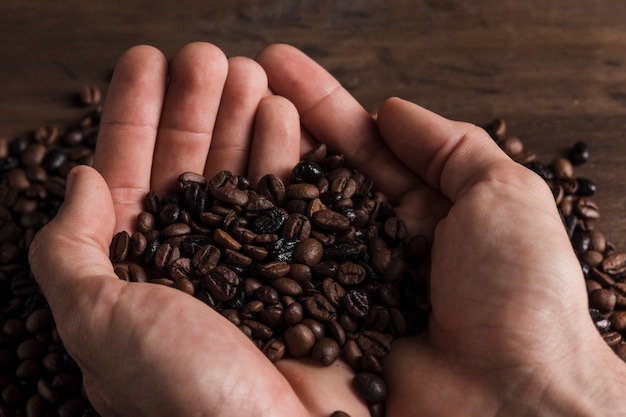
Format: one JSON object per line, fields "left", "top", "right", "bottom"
{"left": 256, "top": 44, "right": 420, "bottom": 203}
{"left": 94, "top": 45, "right": 168, "bottom": 232}
{"left": 205, "top": 56, "right": 269, "bottom": 179}
{"left": 376, "top": 97, "right": 529, "bottom": 203}
{"left": 28, "top": 166, "right": 123, "bottom": 341}
{"left": 152, "top": 42, "right": 228, "bottom": 194}
{"left": 247, "top": 95, "right": 301, "bottom": 187}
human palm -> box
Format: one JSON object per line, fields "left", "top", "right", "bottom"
{"left": 29, "top": 42, "right": 621, "bottom": 417}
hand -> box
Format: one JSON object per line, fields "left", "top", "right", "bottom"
{"left": 256, "top": 45, "right": 626, "bottom": 416}
{"left": 29, "top": 42, "right": 369, "bottom": 417}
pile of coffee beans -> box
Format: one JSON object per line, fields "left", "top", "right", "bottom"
{"left": 483, "top": 118, "right": 626, "bottom": 360}
{"left": 1, "top": 83, "right": 626, "bottom": 417}
{"left": 0, "top": 87, "right": 103, "bottom": 416}
{"left": 109, "top": 144, "right": 431, "bottom": 417}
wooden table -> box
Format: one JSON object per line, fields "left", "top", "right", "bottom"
{"left": 2, "top": 0, "right": 626, "bottom": 247}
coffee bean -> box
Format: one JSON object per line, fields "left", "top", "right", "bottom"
{"left": 79, "top": 84, "right": 102, "bottom": 106}
{"left": 304, "top": 293, "right": 337, "bottom": 322}
{"left": 352, "top": 372, "right": 387, "bottom": 403}
{"left": 291, "top": 161, "right": 324, "bottom": 184}
{"left": 312, "top": 209, "right": 350, "bottom": 233}
{"left": 294, "top": 237, "right": 323, "bottom": 266}
{"left": 205, "top": 266, "right": 239, "bottom": 302}
{"left": 251, "top": 207, "right": 285, "bottom": 234}
{"left": 357, "top": 331, "right": 391, "bottom": 358}
{"left": 343, "top": 289, "right": 370, "bottom": 318}
{"left": 284, "top": 323, "right": 316, "bottom": 357}
{"left": 569, "top": 141, "right": 590, "bottom": 165}
{"left": 311, "top": 337, "right": 340, "bottom": 366}
{"left": 262, "top": 338, "right": 286, "bottom": 362}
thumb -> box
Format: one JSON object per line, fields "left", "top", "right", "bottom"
{"left": 28, "top": 165, "right": 119, "bottom": 327}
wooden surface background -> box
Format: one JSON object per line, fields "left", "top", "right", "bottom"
{"left": 2, "top": 0, "right": 626, "bottom": 247}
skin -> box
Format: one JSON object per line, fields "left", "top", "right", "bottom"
{"left": 28, "top": 42, "right": 626, "bottom": 417}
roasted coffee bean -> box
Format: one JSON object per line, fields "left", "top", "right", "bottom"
{"left": 259, "top": 261, "right": 291, "bottom": 279}
{"left": 569, "top": 141, "right": 590, "bottom": 165}
{"left": 337, "top": 262, "right": 366, "bottom": 286}
{"left": 271, "top": 277, "right": 303, "bottom": 297}
{"left": 321, "top": 278, "right": 346, "bottom": 307}
{"left": 304, "top": 293, "right": 337, "bottom": 322}
{"left": 282, "top": 213, "right": 311, "bottom": 240}
{"left": 602, "top": 252, "right": 626, "bottom": 275}
{"left": 312, "top": 209, "right": 350, "bottom": 232}
{"left": 284, "top": 323, "right": 316, "bottom": 357}
{"left": 205, "top": 266, "right": 239, "bottom": 301}
{"left": 311, "top": 337, "right": 340, "bottom": 366}
{"left": 212, "top": 186, "right": 249, "bottom": 206}
{"left": 262, "top": 338, "right": 286, "bottom": 362}
{"left": 109, "top": 231, "right": 130, "bottom": 262}
{"left": 343, "top": 289, "right": 370, "bottom": 318}
{"left": 293, "top": 237, "right": 324, "bottom": 266}
{"left": 270, "top": 238, "right": 299, "bottom": 262}
{"left": 324, "top": 244, "right": 361, "bottom": 262}
{"left": 257, "top": 174, "right": 286, "bottom": 204}
{"left": 213, "top": 229, "right": 242, "bottom": 251}
{"left": 255, "top": 285, "right": 280, "bottom": 305}
{"left": 284, "top": 302, "right": 304, "bottom": 326}
{"left": 251, "top": 207, "right": 285, "bottom": 234}
{"left": 576, "top": 178, "right": 597, "bottom": 196}
{"left": 357, "top": 331, "right": 391, "bottom": 358}
{"left": 286, "top": 183, "right": 320, "bottom": 200}
{"left": 291, "top": 160, "right": 324, "bottom": 184}
{"left": 353, "top": 372, "right": 387, "bottom": 403}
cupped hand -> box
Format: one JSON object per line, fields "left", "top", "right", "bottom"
{"left": 257, "top": 44, "right": 626, "bottom": 416}
{"left": 29, "top": 43, "right": 369, "bottom": 417}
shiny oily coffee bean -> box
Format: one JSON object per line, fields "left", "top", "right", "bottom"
{"left": 352, "top": 372, "right": 388, "bottom": 403}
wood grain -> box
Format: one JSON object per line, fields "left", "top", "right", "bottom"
{"left": 1, "top": 0, "right": 625, "bottom": 246}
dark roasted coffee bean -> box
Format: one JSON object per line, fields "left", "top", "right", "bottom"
{"left": 576, "top": 178, "right": 596, "bottom": 197}
{"left": 321, "top": 278, "right": 345, "bottom": 307}
{"left": 326, "top": 319, "right": 347, "bottom": 346}
{"left": 312, "top": 209, "right": 350, "bottom": 232}
{"left": 153, "top": 243, "right": 180, "bottom": 269}
{"left": 292, "top": 160, "right": 324, "bottom": 184}
{"left": 311, "top": 337, "right": 340, "bottom": 366}
{"left": 337, "top": 262, "right": 366, "bottom": 286}
{"left": 353, "top": 372, "right": 387, "bottom": 403}
{"left": 262, "top": 338, "right": 286, "bottom": 362}
{"left": 357, "top": 330, "right": 391, "bottom": 358}
{"left": 324, "top": 244, "right": 361, "bottom": 262}
{"left": 293, "top": 237, "right": 324, "bottom": 266}
{"left": 251, "top": 207, "right": 285, "bottom": 234}
{"left": 258, "top": 174, "right": 286, "bottom": 204}
{"left": 361, "top": 352, "right": 383, "bottom": 375}
{"left": 212, "top": 186, "right": 249, "bottom": 206}
{"left": 205, "top": 265, "right": 239, "bottom": 301}
{"left": 213, "top": 229, "right": 242, "bottom": 251}
{"left": 304, "top": 293, "right": 337, "bottom": 322}
{"left": 284, "top": 323, "right": 316, "bottom": 357}
{"left": 270, "top": 238, "right": 299, "bottom": 262}
{"left": 284, "top": 302, "right": 304, "bottom": 326}
{"left": 271, "top": 277, "right": 303, "bottom": 297}
{"left": 569, "top": 141, "right": 590, "bottom": 165}
{"left": 190, "top": 244, "right": 220, "bottom": 276}
{"left": 109, "top": 231, "right": 131, "bottom": 262}
{"left": 259, "top": 261, "right": 291, "bottom": 279}
{"left": 282, "top": 213, "right": 311, "bottom": 240}
{"left": 255, "top": 285, "right": 280, "bottom": 305}
{"left": 286, "top": 183, "right": 320, "bottom": 200}
{"left": 259, "top": 305, "right": 285, "bottom": 329}
{"left": 343, "top": 289, "right": 370, "bottom": 318}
